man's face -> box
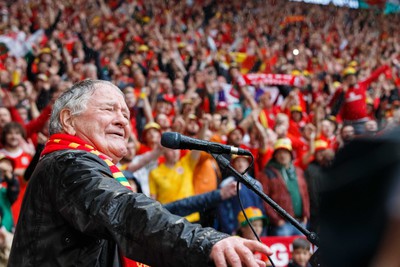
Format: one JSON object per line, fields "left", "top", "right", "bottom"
{"left": 70, "top": 84, "right": 130, "bottom": 163}
{"left": 365, "top": 120, "right": 378, "bottom": 132}
{"left": 133, "top": 71, "right": 146, "bottom": 88}
{"left": 144, "top": 128, "right": 161, "bottom": 146}
{"left": 156, "top": 114, "right": 171, "bottom": 131}
{"left": 228, "top": 129, "right": 243, "bottom": 146}
{"left": 302, "top": 125, "right": 314, "bottom": 140}
{"left": 345, "top": 74, "right": 357, "bottom": 86}
{"left": 155, "top": 102, "right": 172, "bottom": 115}
{"left": 316, "top": 149, "right": 334, "bottom": 167}
{"left": 37, "top": 61, "right": 49, "bottom": 74}
{"left": 259, "top": 93, "right": 272, "bottom": 108}
{"left": 240, "top": 220, "right": 263, "bottom": 240}
{"left": 275, "top": 149, "right": 292, "bottom": 166}
{"left": 342, "top": 126, "right": 355, "bottom": 141}
{"left": 173, "top": 79, "right": 185, "bottom": 95}
{"left": 185, "top": 120, "right": 200, "bottom": 136}
{"left": 314, "top": 150, "right": 325, "bottom": 164}
{"left": 232, "top": 157, "right": 250, "bottom": 174}
{"left": 211, "top": 114, "right": 222, "bottom": 130}
{"left": 13, "top": 85, "right": 27, "bottom": 101}
{"left": 124, "top": 89, "right": 137, "bottom": 108}
{"left": 164, "top": 148, "right": 180, "bottom": 164}
{"left": 291, "top": 111, "right": 302, "bottom": 122}
{"left": 321, "top": 120, "right": 334, "bottom": 136}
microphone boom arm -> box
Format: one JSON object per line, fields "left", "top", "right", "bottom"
{"left": 211, "top": 153, "right": 320, "bottom": 247}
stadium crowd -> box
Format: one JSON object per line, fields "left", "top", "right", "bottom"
{"left": 0, "top": 0, "right": 400, "bottom": 265}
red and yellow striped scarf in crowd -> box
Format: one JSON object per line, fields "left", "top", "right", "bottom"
{"left": 41, "top": 133, "right": 132, "bottom": 190}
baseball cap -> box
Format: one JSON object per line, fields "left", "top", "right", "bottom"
{"left": 237, "top": 207, "right": 267, "bottom": 227}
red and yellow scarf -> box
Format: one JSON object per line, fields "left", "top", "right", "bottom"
{"left": 41, "top": 133, "right": 132, "bottom": 190}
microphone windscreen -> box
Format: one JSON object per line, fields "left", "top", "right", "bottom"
{"left": 161, "top": 132, "right": 181, "bottom": 149}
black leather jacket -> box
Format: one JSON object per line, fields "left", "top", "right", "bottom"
{"left": 164, "top": 189, "right": 222, "bottom": 217}
{"left": 9, "top": 150, "right": 229, "bottom": 267}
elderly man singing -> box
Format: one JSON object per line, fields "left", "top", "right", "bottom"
{"left": 8, "top": 80, "right": 271, "bottom": 267}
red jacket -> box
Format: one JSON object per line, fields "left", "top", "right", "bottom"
{"left": 329, "top": 65, "right": 390, "bottom": 121}
{"left": 257, "top": 164, "right": 310, "bottom": 226}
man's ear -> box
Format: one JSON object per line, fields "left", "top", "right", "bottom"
{"left": 59, "top": 109, "right": 76, "bottom": 135}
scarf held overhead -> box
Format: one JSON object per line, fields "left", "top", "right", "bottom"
{"left": 41, "top": 133, "right": 132, "bottom": 190}
{"left": 244, "top": 73, "right": 307, "bottom": 87}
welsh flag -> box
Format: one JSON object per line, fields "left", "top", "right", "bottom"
{"left": 384, "top": 0, "right": 400, "bottom": 13}
{"left": 230, "top": 52, "right": 257, "bottom": 74}
{"left": 359, "top": 0, "right": 400, "bottom": 13}
{"left": 359, "top": 0, "right": 386, "bottom": 8}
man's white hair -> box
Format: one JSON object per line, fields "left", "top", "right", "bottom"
{"left": 49, "top": 79, "right": 121, "bottom": 135}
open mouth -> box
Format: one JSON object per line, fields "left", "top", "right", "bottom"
{"left": 111, "top": 132, "right": 124, "bottom": 138}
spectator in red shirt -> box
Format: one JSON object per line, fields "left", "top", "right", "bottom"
{"left": 318, "top": 117, "right": 338, "bottom": 151}
{"left": 291, "top": 123, "right": 317, "bottom": 171}
{"left": 258, "top": 91, "right": 280, "bottom": 129}
{"left": 329, "top": 64, "right": 390, "bottom": 134}
{"left": 0, "top": 122, "right": 33, "bottom": 224}
{"left": 288, "top": 105, "right": 309, "bottom": 139}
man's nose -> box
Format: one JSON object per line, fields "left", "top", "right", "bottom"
{"left": 115, "top": 111, "right": 129, "bottom": 126}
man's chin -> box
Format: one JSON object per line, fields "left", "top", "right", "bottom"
{"left": 104, "top": 147, "right": 128, "bottom": 163}
{"left": 117, "top": 148, "right": 128, "bottom": 159}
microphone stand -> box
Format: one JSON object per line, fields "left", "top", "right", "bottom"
{"left": 211, "top": 153, "right": 320, "bottom": 248}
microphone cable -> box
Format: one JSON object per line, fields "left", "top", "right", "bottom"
{"left": 236, "top": 154, "right": 276, "bottom": 267}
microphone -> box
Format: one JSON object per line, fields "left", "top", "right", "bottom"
{"left": 161, "top": 132, "right": 252, "bottom": 156}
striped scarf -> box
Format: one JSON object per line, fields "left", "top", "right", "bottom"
{"left": 41, "top": 133, "right": 132, "bottom": 190}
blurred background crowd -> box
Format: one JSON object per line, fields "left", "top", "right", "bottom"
{"left": 0, "top": 0, "right": 399, "bottom": 265}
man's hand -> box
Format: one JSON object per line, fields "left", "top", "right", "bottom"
{"left": 277, "top": 220, "right": 285, "bottom": 226}
{"left": 210, "top": 236, "right": 272, "bottom": 267}
{"left": 220, "top": 181, "right": 238, "bottom": 200}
